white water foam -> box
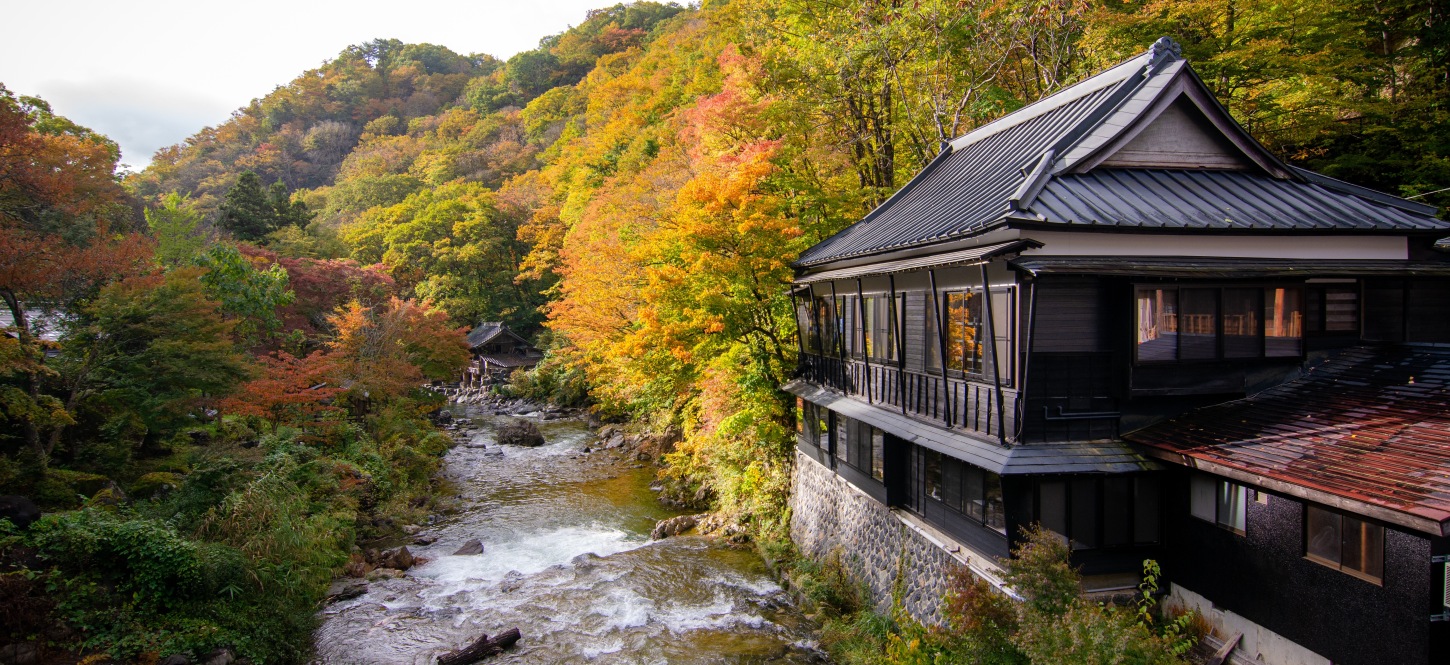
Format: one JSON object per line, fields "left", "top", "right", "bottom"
{"left": 411, "top": 524, "right": 647, "bottom": 586}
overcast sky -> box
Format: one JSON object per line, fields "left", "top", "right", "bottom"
{"left": 1, "top": 0, "right": 616, "bottom": 170}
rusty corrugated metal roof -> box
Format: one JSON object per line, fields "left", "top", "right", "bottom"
{"left": 1126, "top": 346, "right": 1450, "bottom": 535}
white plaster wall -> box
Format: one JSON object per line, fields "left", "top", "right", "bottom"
{"left": 1166, "top": 583, "right": 1332, "bottom": 665}
{"left": 1023, "top": 231, "right": 1408, "bottom": 260}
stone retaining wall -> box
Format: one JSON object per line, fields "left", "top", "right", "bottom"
{"left": 789, "top": 449, "right": 984, "bottom": 624}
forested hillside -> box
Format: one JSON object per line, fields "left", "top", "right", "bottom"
{"left": 130, "top": 0, "right": 1450, "bottom": 534}
{"left": 4, "top": 0, "right": 1446, "bottom": 661}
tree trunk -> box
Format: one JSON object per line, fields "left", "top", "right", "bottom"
{"left": 1, "top": 288, "right": 44, "bottom": 462}
{"left": 436, "top": 628, "right": 521, "bottom": 665}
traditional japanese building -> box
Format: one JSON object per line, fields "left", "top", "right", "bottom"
{"left": 785, "top": 37, "right": 1450, "bottom": 665}
{"left": 462, "top": 322, "right": 541, "bottom": 386}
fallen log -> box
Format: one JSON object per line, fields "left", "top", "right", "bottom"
{"left": 437, "top": 628, "right": 521, "bottom": 665}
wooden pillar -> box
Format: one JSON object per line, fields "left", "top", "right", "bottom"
{"left": 856, "top": 278, "right": 872, "bottom": 404}
{"left": 979, "top": 262, "right": 1008, "bottom": 446}
{"left": 889, "top": 274, "right": 906, "bottom": 414}
{"left": 928, "top": 269, "right": 952, "bottom": 428}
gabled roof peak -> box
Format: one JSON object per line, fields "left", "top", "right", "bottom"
{"left": 793, "top": 39, "right": 1446, "bottom": 269}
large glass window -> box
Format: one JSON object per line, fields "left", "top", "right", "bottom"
{"left": 1305, "top": 505, "right": 1383, "bottom": 583}
{"left": 1136, "top": 288, "right": 1178, "bottom": 361}
{"left": 858, "top": 295, "right": 901, "bottom": 362}
{"left": 1037, "top": 475, "right": 1160, "bottom": 549}
{"left": 833, "top": 413, "right": 849, "bottom": 465}
{"left": 930, "top": 287, "right": 1013, "bottom": 381}
{"left": 1190, "top": 475, "right": 1247, "bottom": 534}
{"left": 1137, "top": 286, "right": 1303, "bottom": 362}
{"left": 1264, "top": 287, "right": 1304, "bottom": 356}
{"left": 943, "top": 291, "right": 984, "bottom": 374}
{"left": 925, "top": 450, "right": 1007, "bottom": 536}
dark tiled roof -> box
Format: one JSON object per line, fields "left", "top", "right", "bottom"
{"left": 796, "top": 40, "right": 1446, "bottom": 269}
{"left": 1031, "top": 169, "right": 1443, "bottom": 231}
{"left": 1126, "top": 346, "right": 1450, "bottom": 534}
{"left": 466, "top": 322, "right": 505, "bottom": 348}
{"left": 797, "top": 82, "right": 1119, "bottom": 266}
{"left": 477, "top": 354, "right": 540, "bottom": 368}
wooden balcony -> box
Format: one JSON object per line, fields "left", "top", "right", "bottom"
{"left": 796, "top": 352, "right": 1015, "bottom": 443}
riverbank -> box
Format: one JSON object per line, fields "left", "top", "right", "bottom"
{"left": 312, "top": 405, "right": 826, "bottom": 664}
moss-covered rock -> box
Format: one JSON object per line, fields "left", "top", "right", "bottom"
{"left": 131, "top": 472, "right": 185, "bottom": 499}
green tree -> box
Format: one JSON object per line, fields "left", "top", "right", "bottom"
{"left": 54, "top": 268, "right": 252, "bottom": 457}
{"left": 218, "top": 171, "right": 276, "bottom": 240}
{"left": 145, "top": 192, "right": 207, "bottom": 266}
{"left": 193, "top": 244, "right": 296, "bottom": 342}
{"left": 268, "top": 180, "right": 314, "bottom": 229}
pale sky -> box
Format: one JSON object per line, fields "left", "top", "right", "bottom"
{"left": 0, "top": 0, "right": 621, "bottom": 170}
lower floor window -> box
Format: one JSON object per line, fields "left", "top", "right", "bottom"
{"left": 921, "top": 448, "right": 1005, "bottom": 535}
{"left": 1305, "top": 505, "right": 1384, "bottom": 583}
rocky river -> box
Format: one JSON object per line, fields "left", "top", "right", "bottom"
{"left": 312, "top": 406, "right": 827, "bottom": 664}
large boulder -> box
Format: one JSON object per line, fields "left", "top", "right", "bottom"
{"left": 496, "top": 421, "right": 545, "bottom": 447}
{"left": 453, "top": 539, "right": 485, "bottom": 556}
{"left": 0, "top": 496, "right": 40, "bottom": 529}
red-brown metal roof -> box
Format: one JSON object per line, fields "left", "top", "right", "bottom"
{"left": 1126, "top": 346, "right": 1450, "bottom": 535}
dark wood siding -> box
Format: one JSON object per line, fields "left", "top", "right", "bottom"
{"left": 1032, "top": 278, "right": 1107, "bottom": 352}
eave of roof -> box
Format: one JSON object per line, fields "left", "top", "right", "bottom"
{"left": 794, "top": 239, "right": 1041, "bottom": 285}
{"left": 1010, "top": 256, "right": 1450, "bottom": 279}
{"left": 785, "top": 379, "right": 1158, "bottom": 475}
{"left": 1125, "top": 345, "right": 1450, "bottom": 537}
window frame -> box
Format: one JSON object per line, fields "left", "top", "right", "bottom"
{"left": 1304, "top": 504, "right": 1385, "bottom": 585}
{"left": 1189, "top": 475, "right": 1248, "bottom": 535}
{"left": 1133, "top": 283, "right": 1306, "bottom": 365}
{"left": 928, "top": 286, "right": 1015, "bottom": 385}
{"left": 919, "top": 448, "right": 1008, "bottom": 536}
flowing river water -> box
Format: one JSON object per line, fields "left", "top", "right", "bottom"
{"left": 314, "top": 408, "right": 828, "bottom": 664}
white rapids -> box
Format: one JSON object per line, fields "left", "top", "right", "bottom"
{"left": 312, "top": 411, "right": 826, "bottom": 664}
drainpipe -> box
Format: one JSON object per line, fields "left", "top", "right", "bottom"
{"left": 979, "top": 262, "right": 1008, "bottom": 446}
{"left": 928, "top": 269, "right": 952, "bottom": 428}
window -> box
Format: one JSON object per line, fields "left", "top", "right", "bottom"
{"left": 1136, "top": 288, "right": 1178, "bottom": 362}
{"left": 871, "top": 428, "right": 885, "bottom": 482}
{"left": 1037, "top": 475, "right": 1162, "bottom": 549}
{"left": 1305, "top": 284, "right": 1359, "bottom": 335}
{"left": 796, "top": 299, "right": 820, "bottom": 354}
{"left": 1135, "top": 286, "right": 1303, "bottom": 362}
{"left": 928, "top": 287, "right": 1014, "bottom": 381}
{"left": 797, "top": 400, "right": 829, "bottom": 449}
{"left": 1305, "top": 505, "right": 1383, "bottom": 583}
{"left": 1190, "top": 475, "right": 1247, "bottom": 534}
{"left": 922, "top": 449, "right": 1007, "bottom": 535}
{"left": 834, "top": 415, "right": 884, "bottom": 481}
{"left": 858, "top": 295, "right": 902, "bottom": 362}
{"left": 925, "top": 449, "right": 942, "bottom": 500}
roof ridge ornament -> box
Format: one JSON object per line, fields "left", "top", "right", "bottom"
{"left": 1148, "top": 36, "right": 1182, "bottom": 67}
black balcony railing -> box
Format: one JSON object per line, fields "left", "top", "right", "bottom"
{"left": 796, "top": 352, "right": 1012, "bottom": 441}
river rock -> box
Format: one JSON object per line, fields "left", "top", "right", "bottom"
{"left": 199, "top": 649, "right": 235, "bottom": 665}
{"left": 0, "top": 643, "right": 37, "bottom": 665}
{"left": 0, "top": 496, "right": 40, "bottom": 529}
{"left": 496, "top": 421, "right": 545, "bottom": 447}
{"left": 651, "top": 514, "right": 702, "bottom": 540}
{"left": 158, "top": 654, "right": 191, "bottom": 665}
{"left": 371, "top": 546, "right": 416, "bottom": 571}
{"left": 453, "top": 539, "right": 484, "bottom": 556}
{"left": 326, "top": 581, "right": 369, "bottom": 603}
